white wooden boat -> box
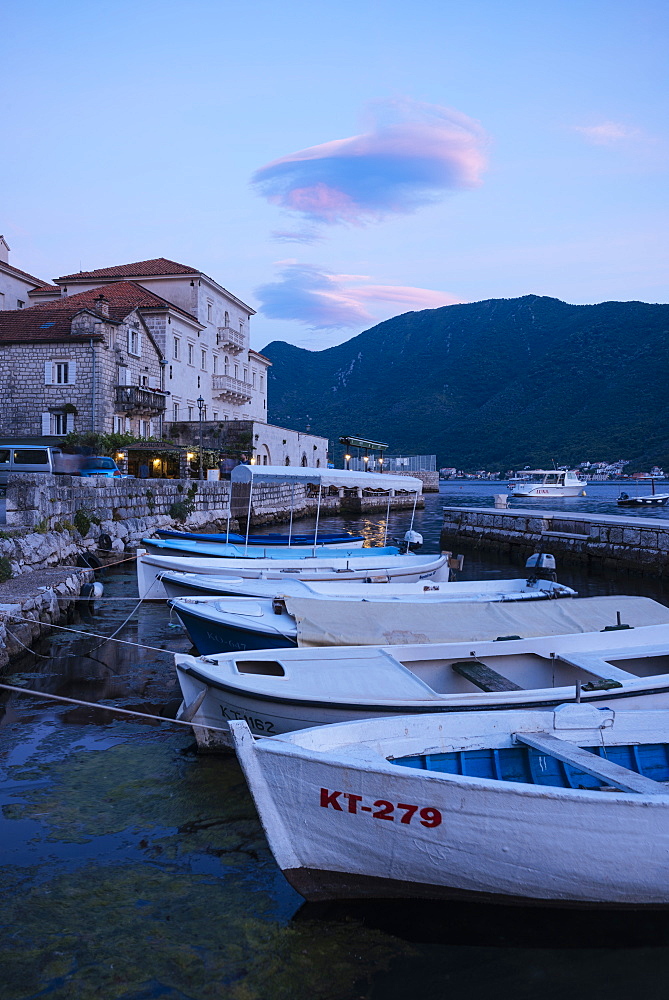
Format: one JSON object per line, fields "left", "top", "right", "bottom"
{"left": 230, "top": 703, "right": 669, "bottom": 906}
{"left": 175, "top": 599, "right": 669, "bottom": 750}
{"left": 161, "top": 569, "right": 572, "bottom": 601}
{"left": 169, "top": 577, "right": 578, "bottom": 655}
{"left": 510, "top": 470, "right": 586, "bottom": 497}
{"left": 136, "top": 549, "right": 450, "bottom": 599}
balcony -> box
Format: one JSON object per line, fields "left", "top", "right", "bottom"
{"left": 115, "top": 386, "right": 168, "bottom": 414}
{"left": 212, "top": 374, "right": 253, "bottom": 403}
{"left": 217, "top": 326, "right": 245, "bottom": 354}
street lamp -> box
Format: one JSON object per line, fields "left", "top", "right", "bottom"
{"left": 197, "top": 396, "right": 205, "bottom": 480}
{"left": 344, "top": 453, "right": 351, "bottom": 470}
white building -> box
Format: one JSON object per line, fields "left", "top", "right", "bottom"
{"left": 0, "top": 237, "right": 54, "bottom": 311}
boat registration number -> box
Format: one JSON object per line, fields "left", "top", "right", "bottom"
{"left": 320, "top": 788, "right": 442, "bottom": 828}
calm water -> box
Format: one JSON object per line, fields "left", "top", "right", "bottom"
{"left": 2, "top": 487, "right": 669, "bottom": 999}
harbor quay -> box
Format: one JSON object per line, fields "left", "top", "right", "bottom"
{"left": 0, "top": 473, "right": 423, "bottom": 668}
{"left": 440, "top": 506, "right": 669, "bottom": 576}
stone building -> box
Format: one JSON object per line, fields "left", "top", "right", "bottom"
{"left": 0, "top": 285, "right": 165, "bottom": 438}
{"left": 0, "top": 248, "right": 329, "bottom": 467}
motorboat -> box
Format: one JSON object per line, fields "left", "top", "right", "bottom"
{"left": 136, "top": 549, "right": 450, "bottom": 599}
{"left": 618, "top": 480, "right": 669, "bottom": 507}
{"left": 169, "top": 575, "right": 578, "bottom": 655}
{"left": 509, "top": 470, "right": 586, "bottom": 497}
{"left": 175, "top": 598, "right": 669, "bottom": 750}
{"left": 156, "top": 529, "right": 365, "bottom": 547}
{"left": 230, "top": 703, "right": 669, "bottom": 905}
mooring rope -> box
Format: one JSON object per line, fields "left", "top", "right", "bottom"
{"left": 0, "top": 682, "right": 229, "bottom": 734}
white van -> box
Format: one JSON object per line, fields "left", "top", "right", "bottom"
{"left": 0, "top": 445, "right": 66, "bottom": 488}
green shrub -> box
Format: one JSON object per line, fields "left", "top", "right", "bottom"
{"left": 0, "top": 556, "right": 12, "bottom": 582}
{"left": 73, "top": 508, "right": 91, "bottom": 536}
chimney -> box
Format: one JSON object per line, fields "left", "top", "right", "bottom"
{"left": 0, "top": 236, "right": 9, "bottom": 264}
{"left": 95, "top": 293, "right": 109, "bottom": 318}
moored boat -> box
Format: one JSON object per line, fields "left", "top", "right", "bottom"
{"left": 510, "top": 470, "right": 586, "bottom": 497}
{"left": 169, "top": 575, "right": 577, "bottom": 655}
{"left": 175, "top": 599, "right": 669, "bottom": 750}
{"left": 230, "top": 703, "right": 669, "bottom": 906}
{"left": 156, "top": 528, "right": 365, "bottom": 547}
{"left": 137, "top": 549, "right": 450, "bottom": 599}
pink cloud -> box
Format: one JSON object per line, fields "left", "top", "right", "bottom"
{"left": 573, "top": 121, "right": 642, "bottom": 145}
{"left": 255, "top": 262, "right": 462, "bottom": 329}
{"left": 252, "top": 99, "right": 488, "bottom": 225}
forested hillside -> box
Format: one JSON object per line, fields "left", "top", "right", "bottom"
{"left": 262, "top": 295, "right": 669, "bottom": 470}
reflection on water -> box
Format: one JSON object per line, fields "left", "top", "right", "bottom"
{"left": 2, "top": 498, "right": 669, "bottom": 999}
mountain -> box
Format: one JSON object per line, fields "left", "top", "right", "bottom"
{"left": 261, "top": 295, "right": 669, "bottom": 470}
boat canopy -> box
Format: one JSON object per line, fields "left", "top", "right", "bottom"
{"left": 231, "top": 464, "right": 422, "bottom": 492}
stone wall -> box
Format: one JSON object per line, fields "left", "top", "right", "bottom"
{"left": 440, "top": 506, "right": 669, "bottom": 576}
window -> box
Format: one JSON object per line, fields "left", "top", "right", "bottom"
{"left": 46, "top": 360, "right": 76, "bottom": 385}
{"left": 212, "top": 355, "right": 218, "bottom": 374}
{"left": 224, "top": 311, "right": 229, "bottom": 326}
{"left": 197, "top": 376, "right": 200, "bottom": 388}
{"left": 234, "top": 364, "right": 239, "bottom": 379}
{"left": 17, "top": 299, "right": 24, "bottom": 309}
{"left": 14, "top": 448, "right": 49, "bottom": 463}
{"left": 169, "top": 365, "right": 173, "bottom": 379}
{"left": 243, "top": 367, "right": 248, "bottom": 382}
{"left": 173, "top": 403, "right": 179, "bottom": 421}
{"left": 252, "top": 371, "right": 256, "bottom": 387}
{"left": 188, "top": 406, "right": 193, "bottom": 421}
{"left": 260, "top": 375, "right": 264, "bottom": 390}
{"left": 239, "top": 319, "right": 244, "bottom": 333}
{"left": 128, "top": 329, "right": 140, "bottom": 356}
{"left": 173, "top": 337, "right": 180, "bottom": 360}
{"left": 114, "top": 416, "right": 124, "bottom": 433}
{"left": 213, "top": 411, "right": 218, "bottom": 420}
{"left": 142, "top": 420, "right": 150, "bottom": 438}
{"left": 52, "top": 413, "right": 67, "bottom": 435}
{"left": 224, "top": 356, "right": 229, "bottom": 375}
{"left": 188, "top": 344, "right": 194, "bottom": 365}
{"left": 201, "top": 350, "right": 207, "bottom": 370}
{"left": 207, "top": 302, "right": 213, "bottom": 321}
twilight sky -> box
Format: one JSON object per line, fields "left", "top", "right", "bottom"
{"left": 2, "top": 0, "right": 667, "bottom": 350}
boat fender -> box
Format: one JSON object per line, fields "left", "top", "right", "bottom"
{"left": 80, "top": 580, "right": 104, "bottom": 604}
{"left": 77, "top": 552, "right": 102, "bottom": 569}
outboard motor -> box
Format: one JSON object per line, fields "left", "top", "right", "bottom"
{"left": 403, "top": 529, "right": 423, "bottom": 553}
{"left": 525, "top": 551, "right": 557, "bottom": 583}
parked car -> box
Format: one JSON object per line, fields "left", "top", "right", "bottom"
{"left": 0, "top": 445, "right": 65, "bottom": 487}
{"left": 77, "top": 457, "right": 123, "bottom": 478}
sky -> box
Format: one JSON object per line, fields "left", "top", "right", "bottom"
{"left": 2, "top": 0, "right": 667, "bottom": 350}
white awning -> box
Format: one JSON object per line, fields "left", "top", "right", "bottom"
{"left": 230, "top": 464, "right": 422, "bottom": 492}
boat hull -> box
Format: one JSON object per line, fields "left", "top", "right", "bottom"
{"left": 175, "top": 661, "right": 669, "bottom": 751}
{"left": 230, "top": 714, "right": 669, "bottom": 907}
{"left": 511, "top": 486, "right": 583, "bottom": 497}
{"left": 175, "top": 605, "right": 297, "bottom": 655}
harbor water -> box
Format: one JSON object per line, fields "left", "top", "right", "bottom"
{"left": 2, "top": 483, "right": 669, "bottom": 999}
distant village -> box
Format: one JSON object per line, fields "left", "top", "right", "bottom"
{"left": 440, "top": 461, "right": 666, "bottom": 481}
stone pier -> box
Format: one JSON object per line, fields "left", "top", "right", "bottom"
{"left": 440, "top": 506, "right": 669, "bottom": 576}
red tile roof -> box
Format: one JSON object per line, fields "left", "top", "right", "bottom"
{"left": 0, "top": 280, "right": 198, "bottom": 344}
{"left": 57, "top": 257, "right": 200, "bottom": 281}
{"left": 29, "top": 280, "right": 199, "bottom": 322}
{"left": 0, "top": 309, "right": 106, "bottom": 343}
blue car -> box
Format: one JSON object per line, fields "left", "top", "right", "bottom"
{"left": 78, "top": 456, "right": 122, "bottom": 478}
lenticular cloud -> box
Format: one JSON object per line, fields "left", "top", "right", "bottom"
{"left": 252, "top": 100, "right": 487, "bottom": 225}
{"left": 255, "top": 263, "right": 460, "bottom": 329}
